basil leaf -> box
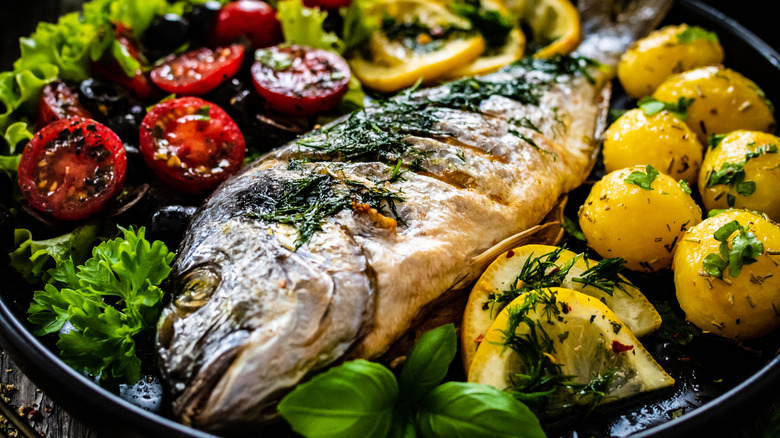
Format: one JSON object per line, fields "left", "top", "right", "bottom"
{"left": 417, "top": 382, "right": 545, "bottom": 438}
{"left": 398, "top": 324, "right": 457, "bottom": 405}
{"left": 389, "top": 409, "right": 419, "bottom": 438}
{"left": 278, "top": 359, "right": 397, "bottom": 438}
{"left": 623, "top": 165, "right": 659, "bottom": 190}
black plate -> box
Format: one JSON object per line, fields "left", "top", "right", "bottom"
{"left": 2, "top": 0, "right": 780, "bottom": 436}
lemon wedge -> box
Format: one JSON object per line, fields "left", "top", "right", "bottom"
{"left": 468, "top": 287, "right": 674, "bottom": 413}
{"left": 504, "top": 0, "right": 581, "bottom": 58}
{"left": 441, "top": 0, "right": 526, "bottom": 78}
{"left": 461, "top": 245, "right": 661, "bottom": 373}
{"left": 348, "top": 0, "right": 485, "bottom": 92}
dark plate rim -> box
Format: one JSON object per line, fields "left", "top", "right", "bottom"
{"left": 2, "top": 0, "right": 780, "bottom": 436}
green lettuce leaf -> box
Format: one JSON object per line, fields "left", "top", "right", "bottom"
{"left": 278, "top": 0, "right": 344, "bottom": 52}
{"left": 9, "top": 225, "right": 100, "bottom": 284}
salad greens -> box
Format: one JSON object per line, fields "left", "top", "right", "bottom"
{"left": 278, "top": 324, "right": 545, "bottom": 438}
{"left": 26, "top": 226, "right": 174, "bottom": 384}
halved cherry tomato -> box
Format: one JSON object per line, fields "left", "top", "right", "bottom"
{"left": 139, "top": 97, "right": 245, "bottom": 194}
{"left": 212, "top": 0, "right": 283, "bottom": 48}
{"left": 18, "top": 117, "right": 127, "bottom": 221}
{"left": 36, "top": 81, "right": 92, "bottom": 130}
{"left": 302, "top": 0, "right": 353, "bottom": 8}
{"left": 92, "top": 24, "right": 157, "bottom": 100}
{"left": 251, "top": 45, "right": 351, "bottom": 116}
{"left": 150, "top": 45, "right": 245, "bottom": 96}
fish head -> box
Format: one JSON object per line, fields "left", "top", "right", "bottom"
{"left": 156, "top": 172, "right": 374, "bottom": 432}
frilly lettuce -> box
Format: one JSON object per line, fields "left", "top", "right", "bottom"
{"left": 9, "top": 225, "right": 100, "bottom": 284}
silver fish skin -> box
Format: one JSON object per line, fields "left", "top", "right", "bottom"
{"left": 156, "top": 0, "right": 673, "bottom": 431}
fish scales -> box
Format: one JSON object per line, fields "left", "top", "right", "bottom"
{"left": 156, "top": 0, "right": 673, "bottom": 431}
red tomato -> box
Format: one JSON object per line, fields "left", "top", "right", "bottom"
{"left": 302, "top": 0, "right": 353, "bottom": 8}
{"left": 92, "top": 25, "right": 157, "bottom": 100}
{"left": 251, "top": 45, "right": 351, "bottom": 116}
{"left": 36, "top": 81, "right": 92, "bottom": 130}
{"left": 150, "top": 45, "right": 245, "bottom": 96}
{"left": 212, "top": 0, "right": 283, "bottom": 48}
{"left": 139, "top": 97, "right": 246, "bottom": 194}
{"left": 18, "top": 117, "right": 127, "bottom": 221}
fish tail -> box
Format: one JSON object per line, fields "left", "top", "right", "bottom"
{"left": 575, "top": 0, "right": 675, "bottom": 67}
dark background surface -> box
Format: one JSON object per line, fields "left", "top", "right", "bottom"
{"left": 1, "top": 1, "right": 780, "bottom": 437}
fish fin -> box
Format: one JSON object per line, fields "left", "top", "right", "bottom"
{"left": 467, "top": 222, "right": 559, "bottom": 281}
{"left": 576, "top": 0, "right": 674, "bottom": 68}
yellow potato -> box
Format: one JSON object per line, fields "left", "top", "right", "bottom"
{"left": 603, "top": 108, "right": 702, "bottom": 183}
{"left": 673, "top": 209, "right": 780, "bottom": 340}
{"left": 698, "top": 130, "right": 780, "bottom": 221}
{"left": 578, "top": 165, "right": 702, "bottom": 272}
{"left": 653, "top": 66, "right": 776, "bottom": 144}
{"left": 618, "top": 24, "right": 724, "bottom": 99}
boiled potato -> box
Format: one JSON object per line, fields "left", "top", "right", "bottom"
{"left": 603, "top": 108, "right": 702, "bottom": 183}
{"left": 653, "top": 66, "right": 776, "bottom": 143}
{"left": 578, "top": 165, "right": 702, "bottom": 272}
{"left": 698, "top": 130, "right": 780, "bottom": 221}
{"left": 673, "top": 209, "right": 780, "bottom": 340}
{"left": 618, "top": 24, "right": 724, "bottom": 99}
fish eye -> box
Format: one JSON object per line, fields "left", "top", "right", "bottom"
{"left": 174, "top": 263, "right": 222, "bottom": 313}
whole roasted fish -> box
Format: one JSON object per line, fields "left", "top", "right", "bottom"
{"left": 156, "top": 0, "right": 673, "bottom": 431}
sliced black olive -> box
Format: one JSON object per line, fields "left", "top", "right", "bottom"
{"left": 143, "top": 14, "right": 191, "bottom": 60}
{"left": 187, "top": 1, "right": 222, "bottom": 44}
{"left": 146, "top": 205, "right": 199, "bottom": 250}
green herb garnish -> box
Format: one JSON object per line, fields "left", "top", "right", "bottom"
{"left": 653, "top": 301, "right": 700, "bottom": 345}
{"left": 246, "top": 171, "right": 404, "bottom": 248}
{"left": 707, "top": 133, "right": 727, "bottom": 149}
{"left": 26, "top": 226, "right": 174, "bottom": 384}
{"left": 563, "top": 216, "right": 586, "bottom": 242}
{"left": 702, "top": 220, "right": 764, "bottom": 279}
{"left": 678, "top": 179, "right": 692, "bottom": 195}
{"left": 192, "top": 105, "right": 211, "bottom": 122}
{"left": 254, "top": 48, "right": 293, "bottom": 70}
{"left": 624, "top": 165, "right": 659, "bottom": 190}
{"left": 705, "top": 143, "right": 777, "bottom": 203}
{"left": 449, "top": 0, "right": 514, "bottom": 49}
{"left": 571, "top": 257, "right": 631, "bottom": 297}
{"left": 677, "top": 26, "right": 719, "bottom": 44}
{"left": 637, "top": 96, "right": 695, "bottom": 120}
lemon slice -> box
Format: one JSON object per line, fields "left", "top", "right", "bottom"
{"left": 461, "top": 245, "right": 661, "bottom": 373}
{"left": 441, "top": 0, "right": 526, "bottom": 78}
{"left": 348, "top": 0, "right": 485, "bottom": 92}
{"left": 468, "top": 288, "right": 674, "bottom": 413}
{"left": 503, "top": 0, "right": 581, "bottom": 58}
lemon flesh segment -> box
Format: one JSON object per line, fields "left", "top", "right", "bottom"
{"left": 468, "top": 288, "right": 674, "bottom": 412}
{"left": 504, "top": 0, "right": 581, "bottom": 58}
{"left": 348, "top": 0, "right": 486, "bottom": 93}
{"left": 460, "top": 244, "right": 661, "bottom": 373}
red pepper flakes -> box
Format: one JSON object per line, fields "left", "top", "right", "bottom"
{"left": 611, "top": 340, "right": 634, "bottom": 353}
{"left": 507, "top": 250, "right": 515, "bottom": 258}
{"left": 474, "top": 334, "right": 484, "bottom": 344}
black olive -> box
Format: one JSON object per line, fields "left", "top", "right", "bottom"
{"left": 143, "top": 14, "right": 191, "bottom": 59}
{"left": 107, "top": 105, "right": 146, "bottom": 145}
{"left": 146, "top": 205, "right": 199, "bottom": 249}
{"left": 79, "top": 79, "right": 130, "bottom": 118}
{"left": 187, "top": 0, "right": 222, "bottom": 43}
